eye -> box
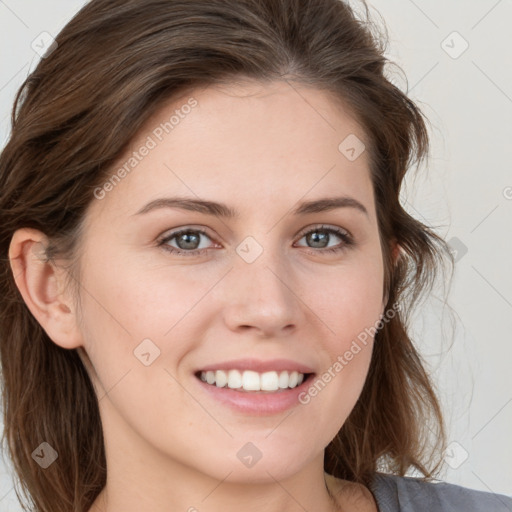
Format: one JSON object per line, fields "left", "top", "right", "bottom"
{"left": 294, "top": 224, "right": 354, "bottom": 254}
{"left": 158, "top": 227, "right": 217, "bottom": 256}
{"left": 157, "top": 224, "right": 354, "bottom": 257}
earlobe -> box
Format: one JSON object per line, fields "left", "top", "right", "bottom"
{"left": 391, "top": 240, "right": 402, "bottom": 265}
{"left": 8, "top": 228, "right": 83, "bottom": 350}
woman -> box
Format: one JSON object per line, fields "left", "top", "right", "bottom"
{"left": 0, "top": 1, "right": 510, "bottom": 511}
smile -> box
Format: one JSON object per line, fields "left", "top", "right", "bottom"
{"left": 198, "top": 369, "right": 307, "bottom": 392}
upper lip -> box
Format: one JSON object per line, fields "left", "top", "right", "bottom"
{"left": 196, "top": 358, "right": 315, "bottom": 374}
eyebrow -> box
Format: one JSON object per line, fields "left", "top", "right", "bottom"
{"left": 133, "top": 195, "right": 369, "bottom": 218}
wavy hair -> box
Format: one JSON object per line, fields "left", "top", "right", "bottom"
{"left": 0, "top": 0, "right": 452, "bottom": 510}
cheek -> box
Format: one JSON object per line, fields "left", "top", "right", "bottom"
{"left": 316, "top": 248, "right": 385, "bottom": 343}
{"left": 78, "top": 250, "right": 216, "bottom": 360}
{"left": 299, "top": 250, "right": 384, "bottom": 421}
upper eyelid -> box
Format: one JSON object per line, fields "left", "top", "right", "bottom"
{"left": 159, "top": 225, "right": 216, "bottom": 243}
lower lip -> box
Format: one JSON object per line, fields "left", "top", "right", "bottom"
{"left": 195, "top": 375, "right": 314, "bottom": 415}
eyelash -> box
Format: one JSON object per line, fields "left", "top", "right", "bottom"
{"left": 157, "top": 224, "right": 354, "bottom": 257}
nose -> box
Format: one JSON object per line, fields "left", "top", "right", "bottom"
{"left": 221, "top": 255, "right": 302, "bottom": 338}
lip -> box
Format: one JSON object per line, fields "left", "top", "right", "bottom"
{"left": 196, "top": 376, "right": 314, "bottom": 415}
{"left": 196, "top": 358, "right": 315, "bottom": 374}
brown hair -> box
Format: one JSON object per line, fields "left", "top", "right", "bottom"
{"left": 0, "top": 0, "right": 453, "bottom": 510}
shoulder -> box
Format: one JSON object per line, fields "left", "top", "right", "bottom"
{"left": 369, "top": 472, "right": 512, "bottom": 512}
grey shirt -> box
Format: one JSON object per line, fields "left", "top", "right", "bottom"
{"left": 369, "top": 472, "right": 512, "bottom": 511}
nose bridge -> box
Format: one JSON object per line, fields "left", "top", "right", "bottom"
{"left": 222, "top": 234, "right": 299, "bottom": 335}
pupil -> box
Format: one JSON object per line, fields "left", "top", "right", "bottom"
{"left": 308, "top": 231, "right": 328, "bottom": 248}
{"left": 178, "top": 232, "right": 199, "bottom": 250}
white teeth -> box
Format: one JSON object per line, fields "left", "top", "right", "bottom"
{"left": 227, "top": 369, "right": 243, "bottom": 389}
{"left": 215, "top": 370, "right": 228, "bottom": 388}
{"left": 242, "top": 370, "right": 260, "bottom": 391}
{"left": 260, "top": 371, "right": 279, "bottom": 391}
{"left": 278, "top": 371, "right": 289, "bottom": 389}
{"left": 288, "top": 370, "right": 298, "bottom": 388}
{"left": 199, "top": 369, "right": 307, "bottom": 392}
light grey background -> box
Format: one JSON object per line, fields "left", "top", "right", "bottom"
{"left": 0, "top": 0, "right": 511, "bottom": 509}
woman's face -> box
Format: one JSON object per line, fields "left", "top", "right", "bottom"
{"left": 74, "top": 80, "right": 386, "bottom": 482}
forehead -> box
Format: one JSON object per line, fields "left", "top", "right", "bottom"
{"left": 89, "top": 80, "right": 374, "bottom": 221}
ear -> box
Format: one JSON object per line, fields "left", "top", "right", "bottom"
{"left": 8, "top": 228, "right": 83, "bottom": 350}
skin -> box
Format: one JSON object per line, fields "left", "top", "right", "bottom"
{"left": 9, "top": 80, "right": 395, "bottom": 512}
